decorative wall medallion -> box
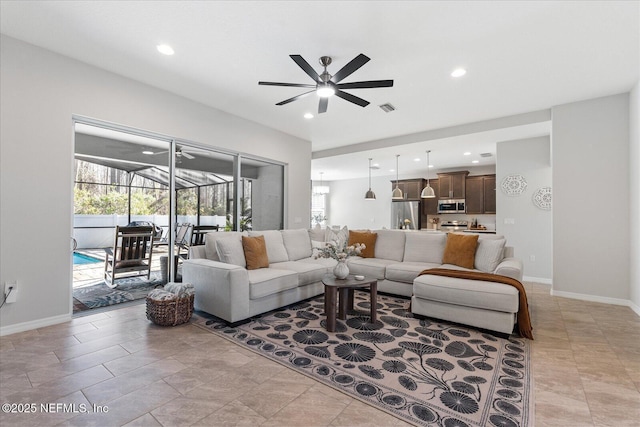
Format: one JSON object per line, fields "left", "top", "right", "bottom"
{"left": 501, "top": 174, "right": 527, "bottom": 196}
{"left": 532, "top": 187, "right": 552, "bottom": 210}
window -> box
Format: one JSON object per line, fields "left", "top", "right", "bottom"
{"left": 311, "top": 185, "right": 328, "bottom": 226}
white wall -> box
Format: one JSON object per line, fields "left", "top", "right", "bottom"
{"left": 552, "top": 93, "right": 630, "bottom": 302}
{"left": 630, "top": 81, "right": 640, "bottom": 314}
{"left": 496, "top": 137, "right": 552, "bottom": 282}
{"left": 0, "top": 36, "right": 311, "bottom": 334}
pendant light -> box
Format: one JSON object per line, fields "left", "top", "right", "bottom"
{"left": 314, "top": 172, "right": 329, "bottom": 195}
{"left": 365, "top": 158, "right": 376, "bottom": 200}
{"left": 420, "top": 150, "right": 436, "bottom": 198}
{"left": 391, "top": 154, "right": 404, "bottom": 200}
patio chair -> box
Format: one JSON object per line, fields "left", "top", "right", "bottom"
{"left": 175, "top": 223, "right": 193, "bottom": 260}
{"left": 190, "top": 225, "right": 219, "bottom": 246}
{"left": 104, "top": 225, "right": 155, "bottom": 288}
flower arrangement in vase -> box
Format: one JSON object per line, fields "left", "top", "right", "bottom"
{"left": 315, "top": 242, "right": 366, "bottom": 279}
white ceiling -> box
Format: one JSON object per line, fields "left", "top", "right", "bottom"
{"left": 2, "top": 1, "right": 638, "bottom": 180}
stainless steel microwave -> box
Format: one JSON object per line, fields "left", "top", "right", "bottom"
{"left": 438, "top": 199, "right": 466, "bottom": 214}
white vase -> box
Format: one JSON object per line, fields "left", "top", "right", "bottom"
{"left": 333, "top": 260, "right": 349, "bottom": 279}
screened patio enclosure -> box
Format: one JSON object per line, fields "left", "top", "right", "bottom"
{"left": 73, "top": 126, "right": 284, "bottom": 250}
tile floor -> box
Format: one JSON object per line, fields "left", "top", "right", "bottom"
{"left": 1, "top": 282, "right": 639, "bottom": 426}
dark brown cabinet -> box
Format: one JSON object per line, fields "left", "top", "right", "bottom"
{"left": 465, "top": 175, "right": 496, "bottom": 214}
{"left": 390, "top": 178, "right": 425, "bottom": 200}
{"left": 437, "top": 171, "right": 469, "bottom": 199}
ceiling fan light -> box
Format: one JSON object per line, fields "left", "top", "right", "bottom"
{"left": 421, "top": 185, "right": 436, "bottom": 198}
{"left": 316, "top": 83, "right": 335, "bottom": 98}
{"left": 142, "top": 150, "right": 154, "bottom": 155}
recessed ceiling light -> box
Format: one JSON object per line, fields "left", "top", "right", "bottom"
{"left": 156, "top": 44, "right": 174, "bottom": 55}
{"left": 304, "top": 113, "right": 314, "bottom": 119}
{"left": 414, "top": 158, "right": 421, "bottom": 162}
{"left": 428, "top": 165, "right": 434, "bottom": 168}
{"left": 472, "top": 160, "right": 479, "bottom": 164}
{"left": 372, "top": 163, "right": 380, "bottom": 167}
{"left": 142, "top": 150, "right": 154, "bottom": 155}
{"left": 463, "top": 152, "right": 471, "bottom": 156}
{"left": 389, "top": 169, "right": 395, "bottom": 172}
{"left": 451, "top": 68, "right": 466, "bottom": 78}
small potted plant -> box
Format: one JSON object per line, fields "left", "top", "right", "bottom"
{"left": 315, "top": 242, "right": 366, "bottom": 279}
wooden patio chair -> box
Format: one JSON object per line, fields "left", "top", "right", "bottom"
{"left": 190, "top": 225, "right": 219, "bottom": 246}
{"left": 104, "top": 225, "right": 155, "bottom": 288}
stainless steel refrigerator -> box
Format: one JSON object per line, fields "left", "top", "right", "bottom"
{"left": 391, "top": 201, "right": 421, "bottom": 230}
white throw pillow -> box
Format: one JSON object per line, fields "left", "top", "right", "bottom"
{"left": 215, "top": 237, "right": 247, "bottom": 267}
{"left": 281, "top": 229, "right": 312, "bottom": 261}
{"left": 325, "top": 226, "right": 349, "bottom": 249}
{"left": 204, "top": 231, "right": 244, "bottom": 261}
{"left": 248, "top": 230, "right": 289, "bottom": 263}
{"left": 308, "top": 227, "right": 325, "bottom": 242}
{"left": 474, "top": 238, "right": 506, "bottom": 273}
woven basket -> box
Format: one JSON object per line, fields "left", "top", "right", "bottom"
{"left": 146, "top": 294, "right": 194, "bottom": 326}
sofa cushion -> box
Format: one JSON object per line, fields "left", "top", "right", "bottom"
{"left": 442, "top": 233, "right": 479, "bottom": 269}
{"left": 216, "top": 237, "right": 246, "bottom": 267}
{"left": 242, "top": 235, "right": 269, "bottom": 270}
{"left": 308, "top": 226, "right": 325, "bottom": 242}
{"left": 385, "top": 262, "right": 443, "bottom": 284}
{"left": 413, "top": 274, "right": 519, "bottom": 313}
{"left": 325, "top": 226, "right": 349, "bottom": 248}
{"left": 347, "top": 257, "right": 397, "bottom": 280}
{"left": 247, "top": 268, "right": 298, "bottom": 299}
{"left": 249, "top": 230, "right": 289, "bottom": 263}
{"left": 373, "top": 229, "right": 406, "bottom": 262}
{"left": 205, "top": 231, "right": 244, "bottom": 261}
{"left": 475, "top": 238, "right": 506, "bottom": 273}
{"left": 300, "top": 256, "right": 338, "bottom": 270}
{"left": 270, "top": 261, "right": 326, "bottom": 286}
{"left": 282, "top": 229, "right": 312, "bottom": 261}
{"left": 348, "top": 230, "right": 377, "bottom": 258}
{"left": 403, "top": 232, "right": 447, "bottom": 263}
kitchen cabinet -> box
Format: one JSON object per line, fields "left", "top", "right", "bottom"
{"left": 437, "top": 171, "right": 469, "bottom": 199}
{"left": 465, "top": 175, "right": 496, "bottom": 214}
{"left": 390, "top": 178, "right": 425, "bottom": 200}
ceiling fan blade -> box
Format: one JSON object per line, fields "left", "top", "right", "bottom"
{"left": 290, "top": 55, "right": 321, "bottom": 82}
{"left": 276, "top": 90, "right": 315, "bottom": 106}
{"left": 331, "top": 54, "right": 370, "bottom": 83}
{"left": 259, "top": 81, "right": 316, "bottom": 88}
{"left": 318, "top": 97, "right": 328, "bottom": 114}
{"left": 337, "top": 80, "right": 394, "bottom": 89}
{"left": 181, "top": 151, "right": 195, "bottom": 160}
{"left": 335, "top": 90, "right": 370, "bottom": 107}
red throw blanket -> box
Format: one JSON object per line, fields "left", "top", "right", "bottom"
{"left": 418, "top": 268, "right": 534, "bottom": 340}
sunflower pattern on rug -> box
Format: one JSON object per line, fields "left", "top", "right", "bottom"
{"left": 194, "top": 292, "right": 532, "bottom": 427}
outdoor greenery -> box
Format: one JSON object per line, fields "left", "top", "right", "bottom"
{"left": 74, "top": 188, "right": 169, "bottom": 215}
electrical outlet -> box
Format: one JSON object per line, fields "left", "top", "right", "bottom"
{"left": 529, "top": 255, "right": 536, "bottom": 262}
{"left": 4, "top": 281, "right": 18, "bottom": 304}
{"left": 504, "top": 218, "right": 515, "bottom": 225}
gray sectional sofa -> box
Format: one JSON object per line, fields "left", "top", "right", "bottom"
{"left": 182, "top": 228, "right": 523, "bottom": 334}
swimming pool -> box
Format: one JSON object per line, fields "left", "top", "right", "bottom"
{"left": 73, "top": 252, "right": 102, "bottom": 265}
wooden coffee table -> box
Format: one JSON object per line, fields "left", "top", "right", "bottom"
{"left": 322, "top": 273, "right": 377, "bottom": 332}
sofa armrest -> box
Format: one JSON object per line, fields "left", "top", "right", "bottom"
{"left": 182, "top": 259, "right": 250, "bottom": 323}
{"left": 493, "top": 257, "right": 523, "bottom": 282}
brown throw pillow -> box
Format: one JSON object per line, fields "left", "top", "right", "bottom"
{"left": 242, "top": 235, "right": 269, "bottom": 270}
{"left": 348, "top": 230, "right": 377, "bottom": 258}
{"left": 442, "top": 233, "right": 479, "bottom": 269}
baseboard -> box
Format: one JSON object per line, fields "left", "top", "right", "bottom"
{"left": 550, "top": 289, "right": 638, "bottom": 313}
{"left": 630, "top": 301, "right": 640, "bottom": 316}
{"left": 523, "top": 276, "right": 552, "bottom": 285}
{"left": 0, "top": 313, "right": 72, "bottom": 337}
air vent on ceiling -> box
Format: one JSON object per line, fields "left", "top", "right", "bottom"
{"left": 379, "top": 103, "right": 396, "bottom": 113}
{"left": 480, "top": 152, "right": 493, "bottom": 158}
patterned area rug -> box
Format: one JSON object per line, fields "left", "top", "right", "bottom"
{"left": 193, "top": 292, "right": 533, "bottom": 427}
{"left": 73, "top": 272, "right": 163, "bottom": 310}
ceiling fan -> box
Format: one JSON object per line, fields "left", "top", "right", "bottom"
{"left": 149, "top": 146, "right": 197, "bottom": 160}
{"left": 259, "top": 54, "right": 394, "bottom": 114}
